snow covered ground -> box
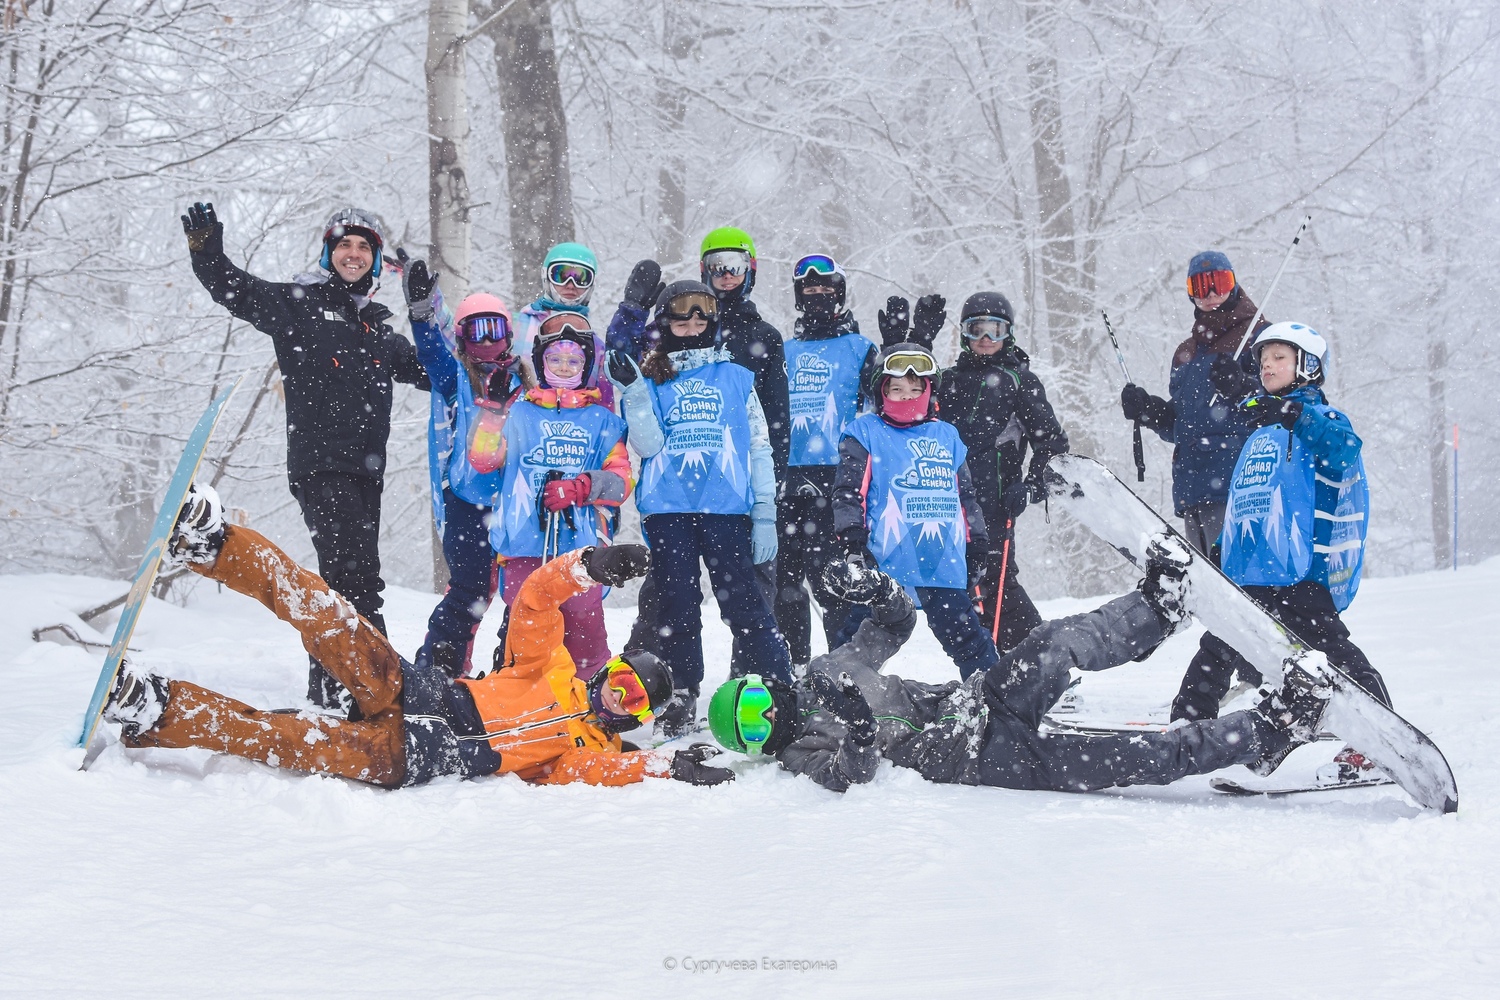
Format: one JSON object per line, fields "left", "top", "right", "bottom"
{"left": 2, "top": 556, "right": 1497, "bottom": 998}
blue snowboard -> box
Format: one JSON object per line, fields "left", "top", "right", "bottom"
{"left": 1045, "top": 454, "right": 1457, "bottom": 814}
{"left": 77, "top": 378, "right": 242, "bottom": 764}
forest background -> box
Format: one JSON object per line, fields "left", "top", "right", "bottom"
{"left": 2, "top": 0, "right": 1495, "bottom": 601}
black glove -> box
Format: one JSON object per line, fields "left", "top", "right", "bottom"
{"left": 1024, "top": 469, "right": 1048, "bottom": 505}
{"left": 396, "top": 248, "right": 438, "bottom": 321}
{"left": 806, "top": 670, "right": 876, "bottom": 748}
{"left": 999, "top": 481, "right": 1030, "bottom": 521}
{"left": 967, "top": 547, "right": 1002, "bottom": 592}
{"left": 836, "top": 530, "right": 870, "bottom": 564}
{"left": 583, "top": 543, "right": 651, "bottom": 587}
{"left": 1240, "top": 395, "right": 1303, "bottom": 430}
{"left": 606, "top": 349, "right": 640, "bottom": 387}
{"left": 623, "top": 259, "right": 665, "bottom": 310}
{"left": 670, "top": 743, "right": 737, "bottom": 785}
{"left": 1121, "top": 384, "right": 1174, "bottom": 433}
{"left": 911, "top": 293, "right": 947, "bottom": 349}
{"left": 180, "top": 202, "right": 222, "bottom": 255}
{"left": 878, "top": 296, "right": 910, "bottom": 346}
{"left": 1120, "top": 383, "right": 1149, "bottom": 422}
{"left": 1210, "top": 354, "right": 1259, "bottom": 401}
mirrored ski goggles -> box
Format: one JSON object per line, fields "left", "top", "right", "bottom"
{"left": 547, "top": 262, "right": 595, "bottom": 288}
{"left": 961, "top": 316, "right": 1013, "bottom": 342}
{"left": 793, "top": 254, "right": 839, "bottom": 279}
{"left": 879, "top": 350, "right": 939, "bottom": 379}
{"left": 603, "top": 658, "right": 655, "bottom": 725}
{"left": 733, "top": 674, "right": 775, "bottom": 756}
{"left": 1186, "top": 269, "right": 1235, "bottom": 299}
{"left": 702, "top": 250, "right": 753, "bottom": 278}
{"left": 458, "top": 315, "right": 511, "bottom": 345}
{"left": 662, "top": 291, "right": 718, "bottom": 321}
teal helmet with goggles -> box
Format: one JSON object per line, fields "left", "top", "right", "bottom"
{"left": 542, "top": 242, "right": 598, "bottom": 306}
{"left": 793, "top": 253, "right": 847, "bottom": 314}
{"left": 587, "top": 650, "right": 674, "bottom": 734}
{"left": 700, "top": 226, "right": 758, "bottom": 297}
{"left": 959, "top": 290, "right": 1015, "bottom": 351}
{"left": 708, "top": 674, "right": 797, "bottom": 756}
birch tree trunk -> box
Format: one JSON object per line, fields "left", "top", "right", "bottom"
{"left": 426, "top": 0, "right": 472, "bottom": 591}
{"left": 486, "top": 0, "right": 574, "bottom": 299}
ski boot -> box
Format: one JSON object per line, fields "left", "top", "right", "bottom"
{"left": 103, "top": 659, "right": 171, "bottom": 739}
{"left": 1249, "top": 665, "right": 1332, "bottom": 776}
{"left": 1138, "top": 533, "right": 1192, "bottom": 635}
{"left": 1316, "top": 746, "right": 1380, "bottom": 785}
{"left": 655, "top": 688, "right": 699, "bottom": 740}
{"left": 163, "top": 482, "right": 226, "bottom": 570}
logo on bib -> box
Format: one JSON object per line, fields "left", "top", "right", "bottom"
{"left": 790, "top": 354, "right": 834, "bottom": 395}
{"left": 1234, "top": 433, "right": 1281, "bottom": 491}
{"left": 891, "top": 437, "right": 959, "bottom": 524}
{"left": 665, "top": 378, "right": 724, "bottom": 425}
{"left": 523, "top": 420, "right": 591, "bottom": 471}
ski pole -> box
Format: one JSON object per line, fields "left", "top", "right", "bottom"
{"left": 990, "top": 521, "right": 1013, "bottom": 644}
{"left": 1231, "top": 214, "right": 1311, "bottom": 360}
{"left": 1101, "top": 311, "right": 1145, "bottom": 483}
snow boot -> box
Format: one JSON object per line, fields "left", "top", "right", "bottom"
{"left": 1139, "top": 533, "right": 1192, "bottom": 635}
{"left": 1249, "top": 665, "right": 1332, "bottom": 775}
{"left": 1316, "top": 746, "right": 1380, "bottom": 785}
{"left": 163, "top": 482, "right": 226, "bottom": 570}
{"left": 103, "top": 659, "right": 171, "bottom": 739}
{"left": 655, "top": 688, "right": 699, "bottom": 740}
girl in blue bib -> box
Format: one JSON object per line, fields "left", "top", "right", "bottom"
{"left": 606, "top": 280, "right": 792, "bottom": 737}
{"left": 831, "top": 344, "right": 1001, "bottom": 679}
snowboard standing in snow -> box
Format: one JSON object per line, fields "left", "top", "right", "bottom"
{"left": 77, "top": 378, "right": 242, "bottom": 765}
{"left": 1044, "top": 453, "right": 1457, "bottom": 813}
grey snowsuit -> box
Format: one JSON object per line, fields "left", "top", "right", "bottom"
{"left": 779, "top": 589, "right": 1278, "bottom": 793}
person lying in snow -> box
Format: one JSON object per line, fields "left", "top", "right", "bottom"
{"left": 102, "top": 484, "right": 735, "bottom": 789}
{"left": 704, "top": 544, "right": 1331, "bottom": 794}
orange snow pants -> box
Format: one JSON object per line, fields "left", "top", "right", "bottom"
{"left": 124, "top": 526, "right": 407, "bottom": 786}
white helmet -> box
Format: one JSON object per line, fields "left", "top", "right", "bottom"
{"left": 1252, "top": 321, "right": 1327, "bottom": 385}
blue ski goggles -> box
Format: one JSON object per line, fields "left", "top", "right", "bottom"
{"left": 793, "top": 254, "right": 840, "bottom": 279}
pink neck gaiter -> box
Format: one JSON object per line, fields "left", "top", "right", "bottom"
{"left": 881, "top": 384, "right": 932, "bottom": 426}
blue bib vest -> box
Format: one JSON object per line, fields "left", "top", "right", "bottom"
{"left": 444, "top": 372, "right": 509, "bottom": 508}
{"left": 1219, "top": 401, "right": 1369, "bottom": 610}
{"left": 490, "top": 398, "right": 626, "bottom": 557}
{"left": 785, "top": 333, "right": 868, "bottom": 467}
{"left": 637, "top": 361, "right": 758, "bottom": 516}
{"left": 848, "top": 414, "right": 970, "bottom": 590}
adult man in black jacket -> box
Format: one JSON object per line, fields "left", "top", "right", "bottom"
{"left": 935, "top": 292, "right": 1068, "bottom": 651}
{"left": 182, "top": 202, "right": 429, "bottom": 709}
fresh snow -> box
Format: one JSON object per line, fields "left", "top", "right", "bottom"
{"left": 2, "top": 560, "right": 1497, "bottom": 998}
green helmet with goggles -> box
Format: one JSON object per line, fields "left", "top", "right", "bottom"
{"left": 700, "top": 226, "right": 758, "bottom": 296}
{"left": 707, "top": 674, "right": 781, "bottom": 756}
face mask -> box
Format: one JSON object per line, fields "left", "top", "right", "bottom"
{"left": 881, "top": 383, "right": 932, "bottom": 425}
{"left": 541, "top": 340, "right": 587, "bottom": 389}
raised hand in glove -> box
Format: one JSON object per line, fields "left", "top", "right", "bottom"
{"left": 606, "top": 349, "right": 641, "bottom": 387}
{"left": 670, "top": 743, "right": 737, "bottom": 785}
{"left": 806, "top": 670, "right": 876, "bottom": 747}
{"left": 180, "top": 202, "right": 222, "bottom": 255}
{"left": 542, "top": 473, "right": 591, "bottom": 512}
{"left": 911, "top": 293, "right": 947, "bottom": 349}
{"left": 583, "top": 542, "right": 651, "bottom": 587}
{"left": 1210, "top": 353, "right": 1259, "bottom": 401}
{"left": 878, "top": 296, "right": 911, "bottom": 346}
{"left": 396, "top": 248, "right": 438, "bottom": 321}
{"left": 1120, "top": 383, "right": 1174, "bottom": 433}
{"left": 1240, "top": 394, "right": 1303, "bottom": 430}
{"left": 623, "top": 259, "right": 665, "bottom": 310}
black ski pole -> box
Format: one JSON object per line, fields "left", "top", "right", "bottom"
{"left": 1101, "top": 310, "right": 1145, "bottom": 483}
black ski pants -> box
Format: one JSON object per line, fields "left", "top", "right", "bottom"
{"left": 774, "top": 493, "right": 861, "bottom": 664}
{"left": 971, "top": 533, "right": 1044, "bottom": 654}
{"left": 1171, "top": 579, "right": 1389, "bottom": 723}
{"left": 290, "top": 473, "right": 387, "bottom": 709}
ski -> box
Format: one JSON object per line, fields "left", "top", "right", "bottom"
{"left": 77, "top": 378, "right": 242, "bottom": 767}
{"left": 1211, "top": 775, "right": 1395, "bottom": 798}
{"left": 1045, "top": 453, "right": 1458, "bottom": 813}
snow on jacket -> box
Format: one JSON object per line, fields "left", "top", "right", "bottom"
{"left": 189, "top": 249, "right": 429, "bottom": 483}
{"left": 1151, "top": 287, "right": 1267, "bottom": 514}
{"left": 1219, "top": 385, "right": 1368, "bottom": 609}
{"left": 937, "top": 344, "right": 1068, "bottom": 540}
{"left": 461, "top": 550, "right": 671, "bottom": 786}
{"left": 620, "top": 347, "right": 777, "bottom": 524}
{"left": 830, "top": 414, "right": 989, "bottom": 589}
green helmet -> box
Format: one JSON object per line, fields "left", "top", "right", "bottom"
{"left": 707, "top": 674, "right": 778, "bottom": 756}
{"left": 699, "top": 226, "right": 758, "bottom": 297}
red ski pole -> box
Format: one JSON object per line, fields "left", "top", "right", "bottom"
{"left": 991, "top": 519, "right": 1013, "bottom": 643}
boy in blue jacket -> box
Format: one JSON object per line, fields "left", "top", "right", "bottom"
{"left": 1175, "top": 322, "right": 1386, "bottom": 782}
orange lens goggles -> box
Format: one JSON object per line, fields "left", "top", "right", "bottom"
{"left": 1186, "top": 269, "right": 1235, "bottom": 299}
{"left": 604, "top": 659, "right": 655, "bottom": 724}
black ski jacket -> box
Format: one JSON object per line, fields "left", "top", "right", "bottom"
{"left": 717, "top": 294, "right": 791, "bottom": 477}
{"left": 937, "top": 345, "right": 1068, "bottom": 544}
{"left": 190, "top": 249, "right": 429, "bottom": 483}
